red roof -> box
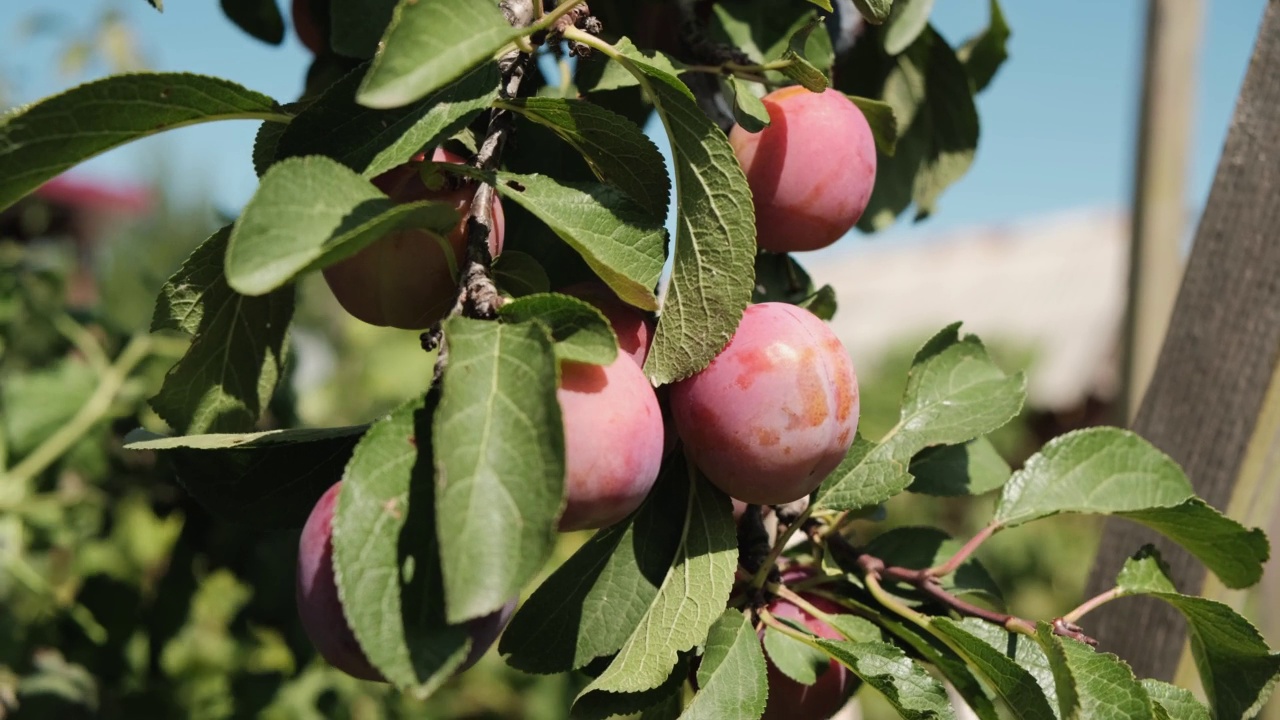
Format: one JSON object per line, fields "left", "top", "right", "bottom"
{"left": 34, "top": 176, "right": 153, "bottom": 215}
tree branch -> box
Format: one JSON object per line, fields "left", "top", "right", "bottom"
{"left": 829, "top": 533, "right": 1098, "bottom": 646}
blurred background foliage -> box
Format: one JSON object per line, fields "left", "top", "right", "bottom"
{"left": 0, "top": 3, "right": 1113, "bottom": 719}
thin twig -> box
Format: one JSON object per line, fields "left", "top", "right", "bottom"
{"left": 927, "top": 521, "right": 1000, "bottom": 578}
{"left": 1061, "top": 587, "right": 1122, "bottom": 625}
{"left": 3, "top": 334, "right": 153, "bottom": 487}
{"left": 830, "top": 533, "right": 1098, "bottom": 646}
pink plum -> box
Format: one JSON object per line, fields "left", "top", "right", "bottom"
{"left": 296, "top": 482, "right": 515, "bottom": 680}
{"left": 760, "top": 571, "right": 860, "bottom": 720}
{"left": 557, "top": 355, "right": 665, "bottom": 531}
{"left": 322, "top": 148, "right": 505, "bottom": 329}
{"left": 729, "top": 87, "right": 876, "bottom": 252}
{"left": 559, "top": 281, "right": 655, "bottom": 367}
{"left": 669, "top": 303, "right": 859, "bottom": 506}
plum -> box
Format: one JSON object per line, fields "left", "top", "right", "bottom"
{"left": 296, "top": 482, "right": 515, "bottom": 680}
{"left": 559, "top": 281, "right": 655, "bottom": 367}
{"left": 760, "top": 573, "right": 860, "bottom": 720}
{"left": 291, "top": 0, "right": 325, "bottom": 55}
{"left": 557, "top": 355, "right": 665, "bottom": 531}
{"left": 669, "top": 303, "right": 858, "bottom": 505}
{"left": 322, "top": 148, "right": 505, "bottom": 329}
{"left": 729, "top": 87, "right": 876, "bottom": 252}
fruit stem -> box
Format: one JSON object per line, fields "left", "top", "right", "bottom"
{"left": 758, "top": 606, "right": 823, "bottom": 649}
{"left": 767, "top": 583, "right": 855, "bottom": 638}
{"left": 860, "top": 566, "right": 929, "bottom": 629}
{"left": 749, "top": 502, "right": 813, "bottom": 590}
{"left": 926, "top": 521, "right": 1000, "bottom": 578}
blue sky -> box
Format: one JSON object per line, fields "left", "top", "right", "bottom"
{"left": 0, "top": 1, "right": 1267, "bottom": 243}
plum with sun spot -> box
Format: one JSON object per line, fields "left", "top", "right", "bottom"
{"left": 669, "top": 303, "right": 859, "bottom": 505}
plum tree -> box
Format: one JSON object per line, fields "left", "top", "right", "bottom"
{"left": 729, "top": 87, "right": 876, "bottom": 252}
{"left": 760, "top": 573, "right": 860, "bottom": 720}
{"left": 669, "top": 302, "right": 859, "bottom": 505}
{"left": 297, "top": 481, "right": 515, "bottom": 680}
{"left": 557, "top": 354, "right": 665, "bottom": 531}
{"left": 322, "top": 148, "right": 505, "bottom": 329}
{"left": 559, "top": 281, "right": 654, "bottom": 366}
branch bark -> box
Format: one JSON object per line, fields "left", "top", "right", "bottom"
{"left": 1084, "top": 0, "right": 1280, "bottom": 680}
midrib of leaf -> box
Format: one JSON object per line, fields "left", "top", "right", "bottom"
{"left": 461, "top": 331, "right": 517, "bottom": 541}
{"left": 588, "top": 467, "right": 698, "bottom": 692}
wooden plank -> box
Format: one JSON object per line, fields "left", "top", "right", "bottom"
{"left": 1083, "top": 0, "right": 1280, "bottom": 681}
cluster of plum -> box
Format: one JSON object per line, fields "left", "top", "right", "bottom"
{"left": 296, "top": 77, "right": 877, "bottom": 719}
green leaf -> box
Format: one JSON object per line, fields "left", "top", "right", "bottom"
{"left": 499, "top": 97, "right": 671, "bottom": 219}
{"left": 847, "top": 95, "right": 900, "bottom": 155}
{"left": 332, "top": 397, "right": 471, "bottom": 696}
{"left": 957, "top": 0, "right": 1010, "bottom": 93}
{"left": 1113, "top": 548, "right": 1280, "bottom": 719}
{"left": 573, "top": 657, "right": 691, "bottom": 720}
{"left": 124, "top": 426, "right": 364, "bottom": 529}
{"left": 862, "top": 527, "right": 1003, "bottom": 606}
{"left": 499, "top": 461, "right": 687, "bottom": 673}
{"left": 225, "top": 156, "right": 459, "bottom": 296}
{"left": 576, "top": 39, "right": 687, "bottom": 94}
{"left": 608, "top": 48, "right": 755, "bottom": 385}
{"left": 929, "top": 618, "right": 1057, "bottom": 720}
{"left": 219, "top": 0, "right": 285, "bottom": 45}
{"left": 356, "top": 0, "right": 519, "bottom": 110}
{"left": 993, "top": 428, "right": 1269, "bottom": 588}
{"left": 867, "top": 611, "right": 1000, "bottom": 720}
{"left": 709, "top": 5, "right": 833, "bottom": 74}
{"left": 329, "top": 0, "right": 398, "bottom": 59}
{"left": 493, "top": 172, "right": 665, "bottom": 312}
{"left": 433, "top": 318, "right": 563, "bottom": 622}
{"left": 498, "top": 293, "right": 618, "bottom": 366}
{"left": 806, "top": 0, "right": 835, "bottom": 12}
{"left": 883, "top": 0, "right": 935, "bottom": 55}
{"left": 492, "top": 250, "right": 551, "bottom": 298}
{"left": 908, "top": 436, "right": 1011, "bottom": 496}
{"left": 860, "top": 28, "right": 978, "bottom": 229}
{"left": 0, "top": 73, "right": 285, "bottom": 211}
{"left": 724, "top": 76, "right": 771, "bottom": 133}
{"left": 1, "top": 360, "right": 96, "bottom": 459}
{"left": 149, "top": 226, "right": 293, "bottom": 434}
{"left": 815, "top": 323, "right": 1025, "bottom": 511}
{"left": 252, "top": 117, "right": 287, "bottom": 176}
{"left": 753, "top": 252, "right": 815, "bottom": 304}
{"left": 813, "top": 639, "right": 956, "bottom": 719}
{"left": 1033, "top": 624, "right": 1154, "bottom": 720}
{"left": 275, "top": 62, "right": 498, "bottom": 179}
{"left": 146, "top": 0, "right": 163, "bottom": 10}
{"left": 852, "top": 0, "right": 894, "bottom": 24}
{"left": 576, "top": 463, "right": 736, "bottom": 696}
{"left": 681, "top": 611, "right": 768, "bottom": 720}
{"left": 764, "top": 626, "right": 828, "bottom": 684}
{"left": 797, "top": 285, "right": 838, "bottom": 321}
{"left": 1140, "top": 680, "right": 1210, "bottom": 720}
{"left": 779, "top": 19, "right": 831, "bottom": 92}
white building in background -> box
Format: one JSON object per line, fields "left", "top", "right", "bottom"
{"left": 811, "top": 209, "right": 1129, "bottom": 411}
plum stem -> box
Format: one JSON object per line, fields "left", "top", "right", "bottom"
{"left": 749, "top": 502, "right": 813, "bottom": 590}
{"left": 768, "top": 583, "right": 849, "bottom": 635}
{"left": 758, "top": 606, "right": 824, "bottom": 649}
